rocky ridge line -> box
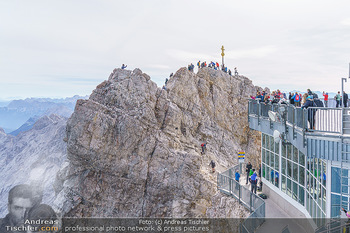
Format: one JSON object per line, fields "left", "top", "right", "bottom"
{"left": 54, "top": 67, "right": 263, "bottom": 218}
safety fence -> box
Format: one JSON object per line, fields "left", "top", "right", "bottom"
{"left": 315, "top": 218, "right": 350, "bottom": 233}
{"left": 248, "top": 99, "right": 343, "bottom": 134}
{"left": 218, "top": 165, "right": 265, "bottom": 233}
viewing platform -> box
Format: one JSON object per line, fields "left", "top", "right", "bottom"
{"left": 246, "top": 98, "right": 350, "bottom": 230}
{"left": 248, "top": 99, "right": 350, "bottom": 162}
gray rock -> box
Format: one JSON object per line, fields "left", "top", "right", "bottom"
{"left": 0, "top": 114, "right": 68, "bottom": 217}
{"left": 55, "top": 67, "right": 261, "bottom": 218}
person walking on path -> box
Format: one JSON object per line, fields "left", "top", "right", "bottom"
{"left": 209, "top": 160, "right": 216, "bottom": 173}
{"left": 246, "top": 162, "right": 252, "bottom": 184}
{"left": 250, "top": 171, "right": 258, "bottom": 194}
{"left": 201, "top": 142, "right": 207, "bottom": 154}
{"left": 323, "top": 91, "right": 328, "bottom": 107}
{"left": 235, "top": 170, "right": 240, "bottom": 190}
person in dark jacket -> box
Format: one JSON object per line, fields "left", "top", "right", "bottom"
{"left": 344, "top": 91, "right": 349, "bottom": 108}
{"left": 246, "top": 162, "right": 252, "bottom": 184}
{"left": 307, "top": 89, "right": 312, "bottom": 96}
{"left": 209, "top": 160, "right": 216, "bottom": 173}
{"left": 289, "top": 92, "right": 294, "bottom": 105}
{"left": 302, "top": 96, "right": 316, "bottom": 130}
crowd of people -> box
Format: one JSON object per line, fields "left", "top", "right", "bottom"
{"left": 191, "top": 61, "right": 238, "bottom": 76}
{"left": 251, "top": 88, "right": 350, "bottom": 130}
{"left": 251, "top": 88, "right": 349, "bottom": 108}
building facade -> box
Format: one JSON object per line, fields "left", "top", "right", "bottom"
{"left": 248, "top": 100, "right": 350, "bottom": 227}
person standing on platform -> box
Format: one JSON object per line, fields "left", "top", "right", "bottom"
{"left": 323, "top": 91, "right": 328, "bottom": 107}
{"left": 235, "top": 170, "right": 240, "bottom": 190}
{"left": 344, "top": 91, "right": 348, "bottom": 107}
{"left": 250, "top": 171, "right": 258, "bottom": 194}
{"left": 246, "top": 162, "right": 252, "bottom": 184}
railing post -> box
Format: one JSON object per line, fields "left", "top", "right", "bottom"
{"left": 250, "top": 192, "right": 252, "bottom": 213}
{"left": 258, "top": 102, "right": 261, "bottom": 125}
{"left": 239, "top": 184, "right": 241, "bottom": 204}
{"left": 248, "top": 100, "right": 251, "bottom": 123}
{"left": 217, "top": 174, "right": 220, "bottom": 190}
{"left": 293, "top": 107, "right": 296, "bottom": 139}
{"left": 229, "top": 169, "right": 232, "bottom": 194}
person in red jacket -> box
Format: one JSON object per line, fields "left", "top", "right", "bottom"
{"left": 323, "top": 91, "right": 328, "bottom": 107}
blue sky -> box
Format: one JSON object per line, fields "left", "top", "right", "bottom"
{"left": 1, "top": 0, "right": 350, "bottom": 100}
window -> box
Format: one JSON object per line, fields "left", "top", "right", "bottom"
{"left": 275, "top": 154, "right": 279, "bottom": 170}
{"left": 293, "top": 162, "right": 298, "bottom": 182}
{"left": 287, "top": 178, "right": 292, "bottom": 197}
{"left": 299, "top": 185, "right": 305, "bottom": 205}
{"left": 262, "top": 149, "right": 265, "bottom": 164}
{"left": 331, "top": 167, "right": 341, "bottom": 193}
{"left": 299, "top": 152, "right": 305, "bottom": 166}
{"left": 275, "top": 142, "right": 279, "bottom": 153}
{"left": 287, "top": 160, "right": 292, "bottom": 178}
{"left": 269, "top": 136, "right": 274, "bottom": 151}
{"left": 300, "top": 166, "right": 305, "bottom": 186}
{"left": 271, "top": 152, "right": 275, "bottom": 168}
{"left": 331, "top": 194, "right": 340, "bottom": 217}
{"left": 282, "top": 175, "right": 286, "bottom": 192}
{"left": 293, "top": 181, "right": 298, "bottom": 201}
{"left": 293, "top": 146, "right": 298, "bottom": 163}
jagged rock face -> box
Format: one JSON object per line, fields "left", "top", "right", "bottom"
{"left": 58, "top": 67, "right": 261, "bottom": 218}
{"left": 0, "top": 114, "right": 67, "bottom": 217}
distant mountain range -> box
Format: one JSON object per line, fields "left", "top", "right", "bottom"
{"left": 0, "top": 95, "right": 88, "bottom": 133}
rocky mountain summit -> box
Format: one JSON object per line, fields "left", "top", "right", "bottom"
{"left": 54, "top": 67, "right": 262, "bottom": 218}
{"left": 0, "top": 114, "right": 68, "bottom": 217}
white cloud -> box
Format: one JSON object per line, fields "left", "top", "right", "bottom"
{"left": 340, "top": 18, "right": 350, "bottom": 26}
{"left": 145, "top": 64, "right": 171, "bottom": 70}
{"left": 166, "top": 49, "right": 217, "bottom": 62}
{"left": 225, "top": 46, "right": 277, "bottom": 59}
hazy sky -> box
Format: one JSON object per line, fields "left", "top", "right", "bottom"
{"left": 1, "top": 0, "right": 350, "bottom": 100}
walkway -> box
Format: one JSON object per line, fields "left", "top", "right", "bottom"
{"left": 238, "top": 176, "right": 308, "bottom": 233}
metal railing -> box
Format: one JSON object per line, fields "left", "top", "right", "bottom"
{"left": 248, "top": 99, "right": 343, "bottom": 134}
{"left": 217, "top": 165, "right": 265, "bottom": 233}
{"left": 315, "top": 218, "right": 350, "bottom": 233}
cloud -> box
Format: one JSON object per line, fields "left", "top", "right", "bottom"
{"left": 145, "top": 64, "right": 171, "bottom": 70}
{"left": 166, "top": 49, "right": 217, "bottom": 62}
{"left": 340, "top": 18, "right": 350, "bottom": 26}
{"left": 225, "top": 46, "right": 277, "bottom": 59}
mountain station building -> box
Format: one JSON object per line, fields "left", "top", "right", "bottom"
{"left": 248, "top": 99, "right": 350, "bottom": 228}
